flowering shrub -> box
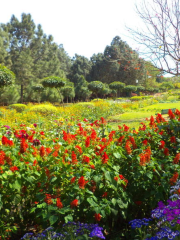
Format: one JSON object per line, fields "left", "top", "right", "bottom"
{"left": 0, "top": 109, "right": 180, "bottom": 239}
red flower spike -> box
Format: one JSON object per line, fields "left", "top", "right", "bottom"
{"left": 78, "top": 176, "right": 88, "bottom": 189}
{"left": 70, "top": 199, "right": 78, "bottom": 208}
{"left": 94, "top": 213, "right": 101, "bottom": 221}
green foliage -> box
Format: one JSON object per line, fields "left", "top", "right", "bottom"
{"left": 8, "top": 104, "right": 27, "bottom": 112}
{"left": 124, "top": 85, "right": 137, "bottom": 92}
{"left": 130, "top": 96, "right": 143, "bottom": 101}
{"left": 29, "top": 104, "right": 58, "bottom": 115}
{"left": 42, "top": 76, "right": 66, "bottom": 88}
{"left": 88, "top": 81, "right": 104, "bottom": 96}
{"left": 0, "top": 64, "right": 15, "bottom": 88}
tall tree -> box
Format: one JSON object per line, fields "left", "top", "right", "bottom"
{"left": 68, "top": 54, "right": 92, "bottom": 84}
{"left": 127, "top": 0, "right": 180, "bottom": 76}
{"left": 104, "top": 36, "right": 145, "bottom": 85}
{"left": 0, "top": 13, "right": 72, "bottom": 103}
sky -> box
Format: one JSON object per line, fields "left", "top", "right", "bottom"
{"left": 0, "top": 0, "right": 142, "bottom": 59}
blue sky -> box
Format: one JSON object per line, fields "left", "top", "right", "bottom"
{"left": 0, "top": 0, "right": 142, "bottom": 59}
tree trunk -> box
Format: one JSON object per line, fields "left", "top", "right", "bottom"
{"left": 21, "top": 84, "right": 23, "bottom": 103}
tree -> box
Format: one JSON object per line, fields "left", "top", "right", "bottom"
{"left": 104, "top": 36, "right": 146, "bottom": 85}
{"left": 68, "top": 54, "right": 92, "bottom": 84}
{"left": 127, "top": 0, "right": 180, "bottom": 76}
{"left": 0, "top": 13, "right": 71, "bottom": 103}
{"left": 88, "top": 81, "right": 105, "bottom": 98}
{"left": 0, "top": 64, "right": 15, "bottom": 88}
{"left": 74, "top": 75, "right": 91, "bottom": 101}
{"left": 109, "top": 81, "right": 125, "bottom": 97}
{"left": 124, "top": 85, "right": 137, "bottom": 97}
{"left": 41, "top": 76, "right": 66, "bottom": 103}
{"left": 89, "top": 36, "right": 146, "bottom": 85}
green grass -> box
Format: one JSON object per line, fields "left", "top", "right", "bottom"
{"left": 108, "top": 102, "right": 180, "bottom": 130}
{"left": 142, "top": 102, "right": 180, "bottom": 111}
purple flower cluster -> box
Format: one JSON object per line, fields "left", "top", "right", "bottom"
{"left": 21, "top": 222, "right": 105, "bottom": 239}
{"left": 130, "top": 179, "right": 180, "bottom": 240}
{"left": 129, "top": 218, "right": 152, "bottom": 229}
{"left": 146, "top": 227, "right": 180, "bottom": 240}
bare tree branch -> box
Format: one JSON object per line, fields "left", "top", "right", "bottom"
{"left": 126, "top": 0, "right": 180, "bottom": 76}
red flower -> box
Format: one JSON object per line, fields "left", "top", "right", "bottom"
{"left": 101, "top": 152, "right": 108, "bottom": 164}
{"left": 40, "top": 146, "right": 46, "bottom": 157}
{"left": 119, "top": 174, "right": 124, "bottom": 180}
{"left": 149, "top": 116, "right": 155, "bottom": 127}
{"left": 70, "top": 176, "right": 76, "bottom": 184}
{"left": 125, "top": 141, "right": 132, "bottom": 155}
{"left": 170, "top": 136, "right": 176, "bottom": 143}
{"left": 78, "top": 176, "right": 88, "bottom": 189}
{"left": 71, "top": 151, "right": 78, "bottom": 164}
{"left": 70, "top": 199, "right": 78, "bottom": 208}
{"left": 108, "top": 131, "right": 116, "bottom": 141}
{"left": 85, "top": 137, "right": 90, "bottom": 148}
{"left": 0, "top": 151, "right": 5, "bottom": 165}
{"left": 10, "top": 166, "right": 19, "bottom": 172}
{"left": 142, "top": 139, "right": 148, "bottom": 146}
{"left": 168, "top": 109, "right": 175, "bottom": 119}
{"left": 44, "top": 194, "right": 53, "bottom": 205}
{"left": 135, "top": 201, "right": 142, "bottom": 205}
{"left": 75, "top": 145, "right": 82, "bottom": 154}
{"left": 102, "top": 192, "right": 108, "bottom": 198}
{"left": 118, "top": 136, "right": 124, "bottom": 144}
{"left": 173, "top": 153, "right": 180, "bottom": 164}
{"left": 164, "top": 148, "right": 169, "bottom": 156}
{"left": 114, "top": 176, "right": 118, "bottom": 181}
{"left": 128, "top": 136, "right": 137, "bottom": 149}
{"left": 94, "top": 213, "right": 101, "bottom": 221}
{"left": 90, "top": 129, "right": 97, "bottom": 140}
{"left": 159, "top": 140, "right": 165, "bottom": 149}
{"left": 90, "top": 164, "right": 95, "bottom": 169}
{"left": 82, "top": 155, "right": 90, "bottom": 164}
{"left": 123, "top": 124, "right": 130, "bottom": 132}
{"left": 56, "top": 198, "right": 63, "bottom": 208}
{"left": 170, "top": 172, "right": 179, "bottom": 185}
{"left": 100, "top": 117, "right": 106, "bottom": 124}
{"left": 20, "top": 139, "right": 28, "bottom": 154}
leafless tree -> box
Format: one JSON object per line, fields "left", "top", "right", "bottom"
{"left": 127, "top": 0, "right": 180, "bottom": 76}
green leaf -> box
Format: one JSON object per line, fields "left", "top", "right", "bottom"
{"left": 49, "top": 215, "right": 58, "bottom": 225}
{"left": 12, "top": 180, "right": 21, "bottom": 191}
{"left": 146, "top": 172, "right": 153, "bottom": 179}
{"left": 113, "top": 152, "right": 121, "bottom": 159}
{"left": 64, "top": 214, "right": 73, "bottom": 223}
{"left": 37, "top": 202, "right": 47, "bottom": 208}
{"left": 105, "top": 171, "right": 112, "bottom": 182}
{"left": 112, "top": 198, "right": 116, "bottom": 206}
{"left": 50, "top": 176, "right": 57, "bottom": 183}
{"left": 111, "top": 207, "right": 118, "bottom": 216}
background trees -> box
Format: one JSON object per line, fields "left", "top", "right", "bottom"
{"left": 0, "top": 12, "right": 175, "bottom": 104}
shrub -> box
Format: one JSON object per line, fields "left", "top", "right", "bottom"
{"left": 29, "top": 104, "right": 58, "bottom": 115}
{"left": 8, "top": 104, "right": 27, "bottom": 112}
{"left": 76, "top": 102, "right": 95, "bottom": 108}
{"left": 130, "top": 96, "right": 143, "bottom": 101}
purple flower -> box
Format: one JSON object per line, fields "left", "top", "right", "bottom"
{"left": 3, "top": 125, "right": 10, "bottom": 129}
{"left": 33, "top": 123, "right": 37, "bottom": 127}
